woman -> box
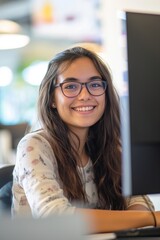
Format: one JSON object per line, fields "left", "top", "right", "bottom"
{"left": 12, "top": 46, "right": 159, "bottom": 233}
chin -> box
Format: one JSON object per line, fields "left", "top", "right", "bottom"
{"left": 77, "top": 121, "right": 97, "bottom": 128}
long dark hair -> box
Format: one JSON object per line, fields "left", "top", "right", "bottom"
{"left": 37, "top": 46, "right": 126, "bottom": 210}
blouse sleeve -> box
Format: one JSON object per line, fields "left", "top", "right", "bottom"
{"left": 126, "top": 195, "right": 155, "bottom": 211}
{"left": 15, "top": 133, "right": 75, "bottom": 217}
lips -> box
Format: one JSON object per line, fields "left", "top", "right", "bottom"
{"left": 73, "top": 106, "right": 95, "bottom": 112}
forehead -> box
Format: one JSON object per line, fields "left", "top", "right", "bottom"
{"left": 58, "top": 57, "right": 100, "bottom": 78}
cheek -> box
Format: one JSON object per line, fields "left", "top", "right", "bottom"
{"left": 53, "top": 90, "right": 65, "bottom": 107}
{"left": 54, "top": 92, "right": 71, "bottom": 113}
{"left": 56, "top": 95, "right": 65, "bottom": 105}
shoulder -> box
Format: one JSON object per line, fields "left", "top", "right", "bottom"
{"left": 18, "top": 130, "right": 52, "bottom": 151}
{"left": 16, "top": 130, "right": 55, "bottom": 164}
{"left": 15, "top": 130, "right": 58, "bottom": 173}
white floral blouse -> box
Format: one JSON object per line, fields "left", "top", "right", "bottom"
{"left": 12, "top": 131, "right": 154, "bottom": 218}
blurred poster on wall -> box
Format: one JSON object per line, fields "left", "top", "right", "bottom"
{"left": 31, "top": 0, "right": 102, "bottom": 42}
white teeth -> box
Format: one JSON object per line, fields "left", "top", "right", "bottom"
{"left": 74, "top": 106, "right": 94, "bottom": 112}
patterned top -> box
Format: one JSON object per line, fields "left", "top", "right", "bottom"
{"left": 12, "top": 131, "right": 154, "bottom": 217}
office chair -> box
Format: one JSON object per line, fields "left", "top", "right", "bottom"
{"left": 0, "top": 164, "right": 14, "bottom": 215}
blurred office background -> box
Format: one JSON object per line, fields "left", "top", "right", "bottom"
{"left": 0, "top": 0, "right": 159, "bottom": 209}
{"left": 0, "top": 0, "right": 104, "bottom": 164}
{"left": 0, "top": 0, "right": 102, "bottom": 126}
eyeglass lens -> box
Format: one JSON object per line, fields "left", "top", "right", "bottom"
{"left": 62, "top": 80, "right": 107, "bottom": 97}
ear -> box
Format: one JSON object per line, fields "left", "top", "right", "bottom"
{"left": 52, "top": 102, "right": 56, "bottom": 108}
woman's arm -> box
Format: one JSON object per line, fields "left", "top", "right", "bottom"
{"left": 76, "top": 208, "right": 160, "bottom": 233}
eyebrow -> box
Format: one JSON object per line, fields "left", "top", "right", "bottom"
{"left": 63, "top": 76, "right": 103, "bottom": 83}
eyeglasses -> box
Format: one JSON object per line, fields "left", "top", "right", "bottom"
{"left": 54, "top": 79, "right": 107, "bottom": 98}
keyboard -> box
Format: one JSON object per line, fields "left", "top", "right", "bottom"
{"left": 115, "top": 226, "right": 160, "bottom": 238}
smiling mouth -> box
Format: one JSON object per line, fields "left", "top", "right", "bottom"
{"left": 73, "top": 106, "right": 95, "bottom": 112}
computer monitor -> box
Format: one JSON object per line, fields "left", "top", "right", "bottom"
{"left": 121, "top": 12, "right": 160, "bottom": 196}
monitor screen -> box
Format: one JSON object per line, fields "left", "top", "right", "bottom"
{"left": 121, "top": 12, "right": 160, "bottom": 196}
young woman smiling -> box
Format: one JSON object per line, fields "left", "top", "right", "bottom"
{"left": 12, "top": 47, "right": 160, "bottom": 233}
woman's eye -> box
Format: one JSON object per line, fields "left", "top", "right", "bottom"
{"left": 64, "top": 84, "right": 77, "bottom": 90}
{"left": 91, "top": 82, "right": 102, "bottom": 88}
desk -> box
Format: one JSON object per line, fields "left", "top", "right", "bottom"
{"left": 116, "top": 238, "right": 160, "bottom": 240}
{"left": 87, "top": 234, "right": 160, "bottom": 240}
{"left": 87, "top": 233, "right": 115, "bottom": 239}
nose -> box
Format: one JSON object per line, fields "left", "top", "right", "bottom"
{"left": 78, "top": 83, "right": 91, "bottom": 100}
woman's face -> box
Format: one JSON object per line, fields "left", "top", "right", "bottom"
{"left": 52, "top": 57, "right": 106, "bottom": 132}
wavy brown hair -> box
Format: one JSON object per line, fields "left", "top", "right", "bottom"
{"left": 37, "top": 46, "right": 126, "bottom": 210}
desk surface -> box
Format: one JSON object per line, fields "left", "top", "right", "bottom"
{"left": 87, "top": 234, "right": 160, "bottom": 240}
